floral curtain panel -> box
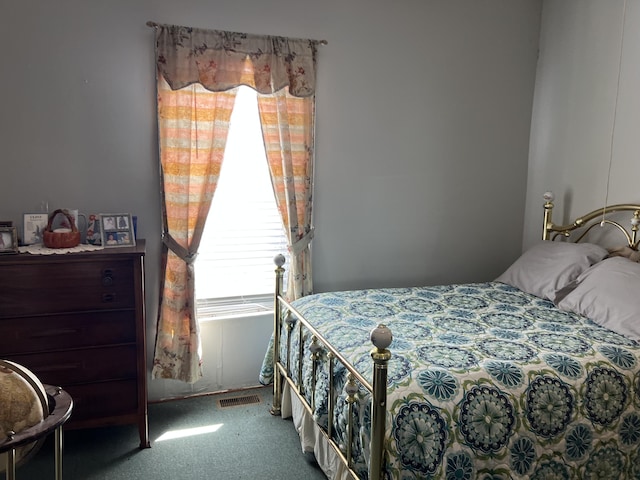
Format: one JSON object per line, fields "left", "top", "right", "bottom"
{"left": 152, "top": 78, "right": 237, "bottom": 383}
{"left": 258, "top": 89, "right": 314, "bottom": 299}
{"left": 151, "top": 23, "right": 319, "bottom": 383}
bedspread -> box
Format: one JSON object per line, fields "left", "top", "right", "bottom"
{"left": 260, "top": 282, "right": 640, "bottom": 479}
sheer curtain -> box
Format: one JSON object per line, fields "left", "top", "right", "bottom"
{"left": 151, "top": 24, "right": 320, "bottom": 383}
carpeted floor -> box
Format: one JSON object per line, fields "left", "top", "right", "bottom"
{"left": 3, "top": 386, "right": 327, "bottom": 480}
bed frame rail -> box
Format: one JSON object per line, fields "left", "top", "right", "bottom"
{"left": 270, "top": 254, "right": 391, "bottom": 480}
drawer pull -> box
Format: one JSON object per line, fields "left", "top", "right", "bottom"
{"left": 32, "top": 328, "right": 81, "bottom": 338}
{"left": 102, "top": 293, "right": 116, "bottom": 303}
{"left": 102, "top": 269, "right": 114, "bottom": 286}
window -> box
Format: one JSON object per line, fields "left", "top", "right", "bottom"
{"left": 195, "top": 86, "right": 289, "bottom": 320}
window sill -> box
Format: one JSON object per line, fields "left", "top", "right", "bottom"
{"left": 197, "top": 309, "right": 274, "bottom": 323}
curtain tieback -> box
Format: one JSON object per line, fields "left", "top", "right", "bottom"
{"left": 288, "top": 228, "right": 314, "bottom": 256}
{"left": 162, "top": 232, "right": 198, "bottom": 264}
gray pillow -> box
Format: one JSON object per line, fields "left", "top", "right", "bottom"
{"left": 556, "top": 256, "right": 640, "bottom": 342}
{"left": 495, "top": 241, "right": 608, "bottom": 301}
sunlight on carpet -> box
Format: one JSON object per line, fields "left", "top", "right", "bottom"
{"left": 155, "top": 423, "right": 224, "bottom": 442}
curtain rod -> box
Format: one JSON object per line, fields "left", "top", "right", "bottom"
{"left": 146, "top": 21, "right": 327, "bottom": 45}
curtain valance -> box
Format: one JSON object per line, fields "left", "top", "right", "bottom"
{"left": 154, "top": 24, "right": 320, "bottom": 97}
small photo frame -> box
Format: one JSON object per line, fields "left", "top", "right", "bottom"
{"left": 0, "top": 227, "right": 19, "bottom": 254}
{"left": 23, "top": 213, "right": 49, "bottom": 245}
{"left": 85, "top": 214, "right": 102, "bottom": 245}
{"left": 99, "top": 213, "right": 135, "bottom": 248}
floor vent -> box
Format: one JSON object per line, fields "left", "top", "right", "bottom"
{"left": 217, "top": 394, "right": 262, "bottom": 409}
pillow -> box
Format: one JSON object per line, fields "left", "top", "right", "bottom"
{"left": 556, "top": 256, "right": 640, "bottom": 341}
{"left": 608, "top": 245, "right": 640, "bottom": 262}
{"left": 495, "top": 241, "right": 608, "bottom": 301}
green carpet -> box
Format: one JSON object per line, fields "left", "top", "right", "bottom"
{"left": 3, "top": 386, "right": 326, "bottom": 480}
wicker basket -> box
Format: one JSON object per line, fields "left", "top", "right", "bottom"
{"left": 42, "top": 209, "right": 81, "bottom": 249}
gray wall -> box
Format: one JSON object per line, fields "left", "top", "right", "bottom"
{"left": 525, "top": 0, "right": 640, "bottom": 249}
{"left": 0, "top": 0, "right": 542, "bottom": 400}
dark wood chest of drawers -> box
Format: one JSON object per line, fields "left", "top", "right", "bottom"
{"left": 0, "top": 241, "right": 149, "bottom": 448}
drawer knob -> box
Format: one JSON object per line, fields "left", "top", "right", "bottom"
{"left": 102, "top": 269, "right": 114, "bottom": 286}
{"left": 102, "top": 293, "right": 116, "bottom": 303}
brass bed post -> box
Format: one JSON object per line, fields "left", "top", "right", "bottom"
{"left": 345, "top": 374, "right": 359, "bottom": 469}
{"left": 310, "top": 336, "right": 321, "bottom": 411}
{"left": 370, "top": 324, "right": 392, "bottom": 480}
{"left": 298, "top": 322, "right": 304, "bottom": 394}
{"left": 542, "top": 191, "right": 554, "bottom": 240}
{"left": 271, "top": 254, "right": 286, "bottom": 416}
{"left": 327, "top": 353, "right": 335, "bottom": 439}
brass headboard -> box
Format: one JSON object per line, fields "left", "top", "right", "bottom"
{"left": 542, "top": 191, "right": 640, "bottom": 249}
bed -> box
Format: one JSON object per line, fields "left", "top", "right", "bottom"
{"left": 260, "top": 192, "right": 640, "bottom": 480}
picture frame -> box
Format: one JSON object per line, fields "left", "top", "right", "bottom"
{"left": 0, "top": 227, "right": 19, "bottom": 254}
{"left": 99, "top": 213, "right": 136, "bottom": 248}
{"left": 85, "top": 214, "right": 102, "bottom": 245}
{"left": 22, "top": 213, "right": 49, "bottom": 245}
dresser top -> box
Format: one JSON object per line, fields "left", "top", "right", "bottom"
{"left": 0, "top": 240, "right": 145, "bottom": 266}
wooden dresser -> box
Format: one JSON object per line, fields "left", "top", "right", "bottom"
{"left": 0, "top": 241, "right": 149, "bottom": 448}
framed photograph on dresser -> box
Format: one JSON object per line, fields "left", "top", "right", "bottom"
{"left": 99, "top": 213, "right": 135, "bottom": 248}
{"left": 0, "top": 227, "right": 18, "bottom": 254}
{"left": 85, "top": 214, "right": 102, "bottom": 245}
{"left": 22, "top": 213, "right": 48, "bottom": 245}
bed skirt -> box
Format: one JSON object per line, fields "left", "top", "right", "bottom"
{"left": 281, "top": 381, "right": 356, "bottom": 480}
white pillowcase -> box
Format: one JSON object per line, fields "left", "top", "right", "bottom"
{"left": 556, "top": 256, "right": 640, "bottom": 342}
{"left": 495, "top": 241, "right": 608, "bottom": 301}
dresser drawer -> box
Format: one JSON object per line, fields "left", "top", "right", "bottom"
{"left": 5, "top": 345, "right": 138, "bottom": 386}
{"left": 64, "top": 379, "right": 140, "bottom": 422}
{"left": 0, "top": 260, "right": 135, "bottom": 316}
{"left": 0, "top": 310, "right": 136, "bottom": 355}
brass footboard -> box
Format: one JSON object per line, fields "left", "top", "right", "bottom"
{"left": 270, "top": 255, "right": 391, "bottom": 480}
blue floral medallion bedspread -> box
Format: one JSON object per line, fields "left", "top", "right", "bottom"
{"left": 259, "top": 282, "right": 640, "bottom": 479}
